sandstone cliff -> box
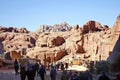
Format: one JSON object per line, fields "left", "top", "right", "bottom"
{"left": 0, "top": 14, "right": 120, "bottom": 67}
{"left": 26, "top": 20, "right": 112, "bottom": 64}
{"left": 0, "top": 27, "right": 38, "bottom": 60}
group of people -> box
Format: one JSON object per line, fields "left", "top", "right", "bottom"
{"left": 60, "top": 70, "right": 92, "bottom": 80}
{"left": 13, "top": 59, "right": 57, "bottom": 80}
{"left": 13, "top": 59, "right": 120, "bottom": 80}
{"left": 14, "top": 59, "right": 39, "bottom": 80}
{"left": 61, "top": 70, "right": 113, "bottom": 80}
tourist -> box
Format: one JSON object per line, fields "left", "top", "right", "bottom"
{"left": 50, "top": 66, "right": 57, "bottom": 80}
{"left": 65, "top": 62, "right": 68, "bottom": 70}
{"left": 14, "top": 59, "right": 19, "bottom": 75}
{"left": 20, "top": 64, "right": 26, "bottom": 80}
{"left": 60, "top": 70, "right": 68, "bottom": 80}
{"left": 97, "top": 71, "right": 110, "bottom": 80}
{"left": 84, "top": 70, "right": 93, "bottom": 80}
{"left": 60, "top": 62, "right": 64, "bottom": 70}
{"left": 34, "top": 61, "right": 39, "bottom": 76}
{"left": 32, "top": 63, "right": 38, "bottom": 78}
{"left": 38, "top": 64, "right": 46, "bottom": 80}
{"left": 70, "top": 71, "right": 79, "bottom": 80}
{"left": 67, "top": 70, "right": 72, "bottom": 80}
{"left": 78, "top": 72, "right": 85, "bottom": 80}
{"left": 26, "top": 62, "right": 35, "bottom": 80}
{"left": 56, "top": 62, "right": 60, "bottom": 70}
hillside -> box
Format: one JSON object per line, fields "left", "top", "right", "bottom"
{"left": 0, "top": 14, "right": 120, "bottom": 68}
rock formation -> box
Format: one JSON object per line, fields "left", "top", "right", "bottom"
{"left": 82, "top": 21, "right": 103, "bottom": 34}
{"left": 0, "top": 27, "right": 38, "bottom": 60}
{"left": 27, "top": 20, "right": 112, "bottom": 63}
{"left": 35, "top": 22, "right": 72, "bottom": 34}
{"left": 0, "top": 14, "right": 120, "bottom": 70}
{"left": 0, "top": 26, "right": 29, "bottom": 33}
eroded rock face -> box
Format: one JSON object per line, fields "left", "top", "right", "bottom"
{"left": 0, "top": 26, "right": 29, "bottom": 33}
{"left": 26, "top": 47, "right": 68, "bottom": 62}
{"left": 35, "top": 22, "right": 72, "bottom": 34}
{"left": 82, "top": 21, "right": 107, "bottom": 34}
{"left": 2, "top": 33, "right": 37, "bottom": 51}
{"left": 36, "top": 33, "right": 65, "bottom": 48}
{"left": 0, "top": 30, "right": 38, "bottom": 59}
{"left": 1, "top": 14, "right": 120, "bottom": 69}
{"left": 27, "top": 23, "right": 111, "bottom": 62}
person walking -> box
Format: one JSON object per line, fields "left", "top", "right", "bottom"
{"left": 50, "top": 66, "right": 57, "bottom": 80}
{"left": 38, "top": 64, "right": 46, "bottom": 80}
{"left": 14, "top": 59, "right": 19, "bottom": 75}
{"left": 26, "top": 62, "right": 35, "bottom": 80}
{"left": 65, "top": 63, "right": 68, "bottom": 70}
{"left": 60, "top": 62, "right": 64, "bottom": 71}
{"left": 20, "top": 64, "right": 26, "bottom": 80}
{"left": 34, "top": 62, "right": 39, "bottom": 76}
{"left": 61, "top": 70, "right": 68, "bottom": 80}
{"left": 70, "top": 71, "right": 79, "bottom": 80}
{"left": 98, "top": 71, "right": 110, "bottom": 80}
{"left": 67, "top": 70, "right": 73, "bottom": 80}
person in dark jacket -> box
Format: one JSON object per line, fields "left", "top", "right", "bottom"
{"left": 38, "top": 64, "right": 46, "bottom": 80}
{"left": 61, "top": 70, "right": 68, "bottom": 80}
{"left": 14, "top": 59, "right": 19, "bottom": 75}
{"left": 26, "top": 62, "right": 35, "bottom": 80}
{"left": 98, "top": 71, "right": 110, "bottom": 80}
{"left": 60, "top": 63, "right": 64, "bottom": 70}
{"left": 65, "top": 63, "right": 68, "bottom": 70}
{"left": 20, "top": 64, "right": 26, "bottom": 80}
{"left": 70, "top": 71, "right": 79, "bottom": 80}
{"left": 50, "top": 66, "right": 57, "bottom": 80}
{"left": 34, "top": 62, "right": 39, "bottom": 76}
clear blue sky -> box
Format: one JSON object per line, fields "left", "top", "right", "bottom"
{"left": 0, "top": 0, "right": 120, "bottom": 32}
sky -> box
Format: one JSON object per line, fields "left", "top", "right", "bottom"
{"left": 0, "top": 0, "right": 120, "bottom": 32}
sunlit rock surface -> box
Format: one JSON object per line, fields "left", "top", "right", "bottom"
{"left": 0, "top": 15, "right": 120, "bottom": 72}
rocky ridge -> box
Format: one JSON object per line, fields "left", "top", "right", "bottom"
{"left": 0, "top": 15, "right": 120, "bottom": 68}
{"left": 35, "top": 22, "right": 72, "bottom": 34}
